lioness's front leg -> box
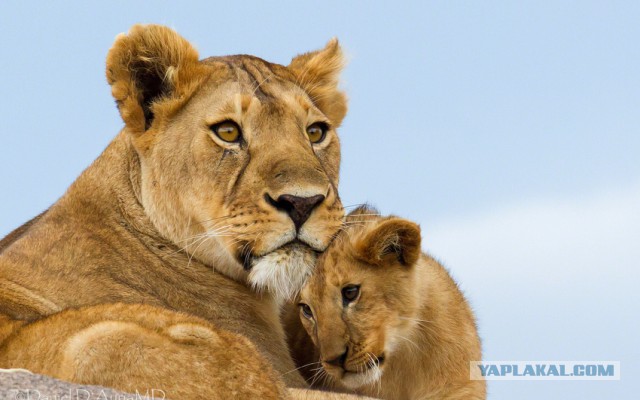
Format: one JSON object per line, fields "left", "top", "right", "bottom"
{"left": 0, "top": 304, "right": 287, "bottom": 399}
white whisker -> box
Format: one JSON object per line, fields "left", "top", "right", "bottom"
{"left": 282, "top": 360, "right": 322, "bottom": 376}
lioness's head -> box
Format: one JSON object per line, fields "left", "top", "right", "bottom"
{"left": 107, "top": 25, "right": 346, "bottom": 301}
{"left": 298, "top": 208, "right": 422, "bottom": 389}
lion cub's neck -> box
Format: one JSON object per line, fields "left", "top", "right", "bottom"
{"left": 374, "top": 256, "right": 432, "bottom": 399}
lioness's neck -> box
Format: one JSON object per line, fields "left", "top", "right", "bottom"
{"left": 59, "top": 131, "right": 161, "bottom": 241}
{"left": 1, "top": 130, "right": 281, "bottom": 321}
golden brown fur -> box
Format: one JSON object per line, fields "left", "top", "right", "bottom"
{"left": 0, "top": 303, "right": 287, "bottom": 399}
{"left": 0, "top": 24, "right": 369, "bottom": 399}
{"left": 285, "top": 208, "right": 486, "bottom": 399}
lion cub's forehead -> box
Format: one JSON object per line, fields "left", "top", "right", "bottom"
{"left": 307, "top": 240, "right": 357, "bottom": 292}
{"left": 306, "top": 217, "right": 384, "bottom": 292}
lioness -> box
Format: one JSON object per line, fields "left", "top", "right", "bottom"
{"left": 285, "top": 208, "right": 486, "bottom": 399}
{"left": 0, "top": 24, "right": 364, "bottom": 399}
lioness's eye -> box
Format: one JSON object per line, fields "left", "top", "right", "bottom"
{"left": 306, "top": 122, "right": 328, "bottom": 144}
{"left": 342, "top": 285, "right": 360, "bottom": 305}
{"left": 211, "top": 121, "right": 241, "bottom": 143}
{"left": 299, "top": 303, "right": 314, "bottom": 319}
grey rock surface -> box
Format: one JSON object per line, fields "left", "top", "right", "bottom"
{"left": 0, "top": 371, "right": 154, "bottom": 400}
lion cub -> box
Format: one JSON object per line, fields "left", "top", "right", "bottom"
{"left": 285, "top": 208, "right": 486, "bottom": 399}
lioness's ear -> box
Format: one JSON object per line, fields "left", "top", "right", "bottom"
{"left": 355, "top": 218, "right": 422, "bottom": 267}
{"left": 106, "top": 24, "right": 206, "bottom": 133}
{"left": 289, "top": 39, "right": 348, "bottom": 127}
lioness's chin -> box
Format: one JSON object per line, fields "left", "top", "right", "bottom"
{"left": 247, "top": 243, "right": 317, "bottom": 302}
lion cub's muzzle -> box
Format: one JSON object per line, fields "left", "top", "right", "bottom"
{"left": 323, "top": 349, "right": 386, "bottom": 390}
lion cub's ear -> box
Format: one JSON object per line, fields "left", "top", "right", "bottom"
{"left": 289, "top": 39, "right": 348, "bottom": 127}
{"left": 354, "top": 218, "right": 422, "bottom": 267}
{"left": 106, "top": 24, "right": 207, "bottom": 134}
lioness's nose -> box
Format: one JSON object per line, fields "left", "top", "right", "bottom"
{"left": 269, "top": 194, "right": 325, "bottom": 230}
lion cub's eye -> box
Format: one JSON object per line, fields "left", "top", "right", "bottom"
{"left": 342, "top": 285, "right": 360, "bottom": 305}
{"left": 306, "top": 122, "right": 328, "bottom": 144}
{"left": 210, "top": 121, "right": 241, "bottom": 143}
{"left": 299, "top": 303, "right": 314, "bottom": 319}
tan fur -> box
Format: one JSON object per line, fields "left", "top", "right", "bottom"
{"left": 286, "top": 208, "right": 487, "bottom": 399}
{"left": 0, "top": 303, "right": 286, "bottom": 399}
{"left": 0, "top": 24, "right": 366, "bottom": 399}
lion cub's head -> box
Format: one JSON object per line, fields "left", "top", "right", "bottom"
{"left": 298, "top": 207, "right": 422, "bottom": 389}
{"left": 106, "top": 25, "right": 347, "bottom": 301}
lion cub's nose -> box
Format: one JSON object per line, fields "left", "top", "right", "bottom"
{"left": 269, "top": 194, "right": 325, "bottom": 230}
{"left": 324, "top": 348, "right": 349, "bottom": 369}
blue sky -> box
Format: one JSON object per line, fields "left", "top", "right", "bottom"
{"left": 1, "top": 1, "right": 638, "bottom": 398}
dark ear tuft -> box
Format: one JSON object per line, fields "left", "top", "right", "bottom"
{"left": 289, "top": 39, "right": 348, "bottom": 127}
{"left": 106, "top": 24, "right": 205, "bottom": 133}
{"left": 354, "top": 218, "right": 422, "bottom": 267}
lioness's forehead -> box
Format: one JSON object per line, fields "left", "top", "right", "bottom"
{"left": 195, "top": 55, "right": 319, "bottom": 120}
{"left": 202, "top": 55, "right": 298, "bottom": 97}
